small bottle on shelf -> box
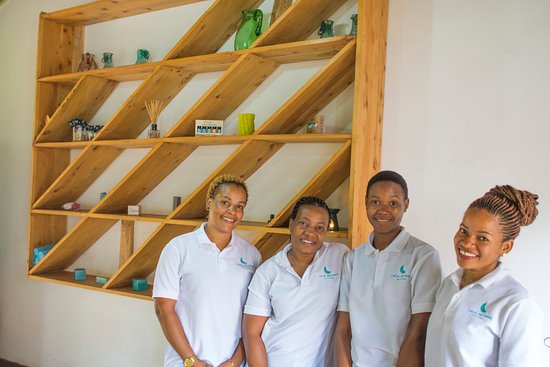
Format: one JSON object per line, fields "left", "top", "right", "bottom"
{"left": 148, "top": 123, "right": 160, "bottom": 138}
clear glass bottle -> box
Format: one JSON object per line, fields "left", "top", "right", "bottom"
{"left": 148, "top": 123, "right": 160, "bottom": 138}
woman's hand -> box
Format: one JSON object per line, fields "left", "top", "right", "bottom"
{"left": 193, "top": 359, "right": 213, "bottom": 367}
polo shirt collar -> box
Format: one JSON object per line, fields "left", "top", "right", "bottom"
{"left": 275, "top": 242, "right": 328, "bottom": 269}
{"left": 450, "top": 262, "right": 507, "bottom": 289}
{"left": 365, "top": 227, "right": 410, "bottom": 254}
{"left": 194, "top": 222, "right": 239, "bottom": 250}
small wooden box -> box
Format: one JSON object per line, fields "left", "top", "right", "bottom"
{"left": 195, "top": 119, "right": 224, "bottom": 136}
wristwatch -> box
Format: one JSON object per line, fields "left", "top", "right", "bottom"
{"left": 183, "top": 355, "right": 197, "bottom": 367}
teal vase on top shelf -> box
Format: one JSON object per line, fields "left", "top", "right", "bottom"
{"left": 102, "top": 52, "right": 114, "bottom": 68}
{"left": 350, "top": 14, "right": 358, "bottom": 35}
{"left": 135, "top": 49, "right": 150, "bottom": 64}
{"left": 318, "top": 20, "right": 334, "bottom": 38}
{"left": 234, "top": 9, "right": 263, "bottom": 51}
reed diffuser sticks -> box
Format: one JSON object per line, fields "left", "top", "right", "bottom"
{"left": 145, "top": 100, "right": 165, "bottom": 124}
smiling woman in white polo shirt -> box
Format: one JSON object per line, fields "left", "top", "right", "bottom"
{"left": 425, "top": 185, "right": 543, "bottom": 366}
{"left": 242, "top": 196, "right": 348, "bottom": 366}
{"left": 153, "top": 174, "right": 261, "bottom": 367}
{"left": 334, "top": 170, "right": 442, "bottom": 367}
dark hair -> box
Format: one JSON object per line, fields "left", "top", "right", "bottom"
{"left": 290, "top": 196, "right": 330, "bottom": 220}
{"left": 468, "top": 185, "right": 539, "bottom": 242}
{"left": 207, "top": 174, "right": 249, "bottom": 203}
{"left": 366, "top": 170, "right": 408, "bottom": 199}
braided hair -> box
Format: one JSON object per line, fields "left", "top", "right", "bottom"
{"left": 290, "top": 196, "right": 330, "bottom": 220}
{"left": 207, "top": 174, "right": 249, "bottom": 204}
{"left": 468, "top": 185, "right": 539, "bottom": 242}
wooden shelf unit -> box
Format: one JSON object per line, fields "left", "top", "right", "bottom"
{"left": 29, "top": 0, "right": 388, "bottom": 299}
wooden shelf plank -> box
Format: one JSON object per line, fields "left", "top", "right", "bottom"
{"left": 171, "top": 140, "right": 283, "bottom": 219}
{"left": 94, "top": 143, "right": 197, "bottom": 213}
{"left": 28, "top": 272, "right": 152, "bottom": 301}
{"left": 164, "top": 0, "right": 263, "bottom": 59}
{"left": 167, "top": 53, "right": 279, "bottom": 137}
{"left": 37, "top": 37, "right": 352, "bottom": 85}
{"left": 256, "top": 40, "right": 356, "bottom": 135}
{"left": 254, "top": 0, "right": 348, "bottom": 47}
{"left": 43, "top": 0, "right": 207, "bottom": 26}
{"left": 32, "top": 145, "right": 123, "bottom": 209}
{"left": 35, "top": 76, "right": 118, "bottom": 142}
{"left": 270, "top": 141, "right": 352, "bottom": 227}
{"left": 95, "top": 66, "right": 194, "bottom": 141}
{"left": 30, "top": 148, "right": 70, "bottom": 204}
{"left": 33, "top": 134, "right": 352, "bottom": 149}
{"left": 106, "top": 224, "right": 195, "bottom": 288}
{"left": 29, "top": 217, "right": 117, "bottom": 274}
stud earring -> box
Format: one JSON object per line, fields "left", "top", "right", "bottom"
{"left": 501, "top": 252, "right": 507, "bottom": 257}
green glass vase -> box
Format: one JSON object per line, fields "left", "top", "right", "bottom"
{"left": 102, "top": 52, "right": 114, "bottom": 68}
{"left": 350, "top": 14, "right": 358, "bottom": 35}
{"left": 318, "top": 20, "right": 334, "bottom": 38}
{"left": 135, "top": 49, "right": 150, "bottom": 64}
{"left": 234, "top": 9, "right": 263, "bottom": 51}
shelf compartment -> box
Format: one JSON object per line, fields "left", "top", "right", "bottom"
{"left": 171, "top": 140, "right": 284, "bottom": 219}
{"left": 93, "top": 143, "right": 197, "bottom": 214}
{"left": 95, "top": 66, "right": 195, "bottom": 141}
{"left": 256, "top": 40, "right": 356, "bottom": 134}
{"left": 32, "top": 145, "right": 123, "bottom": 209}
{"left": 43, "top": 0, "right": 208, "bottom": 26}
{"left": 164, "top": 0, "right": 263, "bottom": 59}
{"left": 35, "top": 75, "right": 118, "bottom": 143}
{"left": 30, "top": 148, "right": 70, "bottom": 204}
{"left": 270, "top": 141, "right": 352, "bottom": 227}
{"left": 37, "top": 37, "right": 352, "bottom": 85}
{"left": 254, "top": 0, "right": 348, "bottom": 47}
{"left": 29, "top": 217, "right": 118, "bottom": 274}
{"left": 167, "top": 53, "right": 280, "bottom": 137}
{"left": 106, "top": 224, "right": 196, "bottom": 288}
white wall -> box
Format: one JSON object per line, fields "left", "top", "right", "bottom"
{"left": 0, "top": 0, "right": 549, "bottom": 365}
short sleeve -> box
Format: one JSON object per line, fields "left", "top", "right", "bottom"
{"left": 410, "top": 248, "right": 442, "bottom": 314}
{"left": 244, "top": 267, "right": 272, "bottom": 317}
{"left": 152, "top": 242, "right": 181, "bottom": 300}
{"left": 337, "top": 251, "right": 353, "bottom": 312}
{"left": 499, "top": 299, "right": 543, "bottom": 366}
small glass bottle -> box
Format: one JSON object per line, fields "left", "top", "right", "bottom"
{"left": 350, "top": 14, "right": 358, "bottom": 35}
{"left": 102, "top": 52, "right": 114, "bottom": 68}
{"left": 318, "top": 20, "right": 334, "bottom": 38}
{"left": 148, "top": 123, "right": 160, "bottom": 138}
{"left": 135, "top": 49, "right": 150, "bottom": 64}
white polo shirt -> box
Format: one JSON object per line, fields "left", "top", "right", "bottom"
{"left": 337, "top": 228, "right": 442, "bottom": 367}
{"left": 244, "top": 242, "right": 349, "bottom": 367}
{"left": 153, "top": 223, "right": 261, "bottom": 367}
{"left": 425, "top": 263, "right": 543, "bottom": 367}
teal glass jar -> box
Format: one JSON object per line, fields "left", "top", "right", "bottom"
{"left": 135, "top": 49, "right": 150, "bottom": 64}
{"left": 318, "top": 20, "right": 334, "bottom": 38}
{"left": 350, "top": 14, "right": 358, "bottom": 35}
{"left": 102, "top": 52, "right": 114, "bottom": 68}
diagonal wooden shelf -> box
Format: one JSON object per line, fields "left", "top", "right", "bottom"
{"left": 36, "top": 76, "right": 118, "bottom": 143}
{"left": 254, "top": 0, "right": 349, "bottom": 47}
{"left": 43, "top": 0, "right": 208, "bottom": 26}
{"left": 256, "top": 40, "right": 356, "bottom": 134}
{"left": 32, "top": 145, "right": 123, "bottom": 209}
{"left": 165, "top": 0, "right": 264, "bottom": 59}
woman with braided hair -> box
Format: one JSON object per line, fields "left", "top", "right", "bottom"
{"left": 425, "top": 185, "right": 543, "bottom": 366}
{"left": 242, "top": 196, "right": 349, "bottom": 366}
{"left": 154, "top": 174, "right": 261, "bottom": 367}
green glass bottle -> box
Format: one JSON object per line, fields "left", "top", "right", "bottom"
{"left": 102, "top": 52, "right": 114, "bottom": 68}
{"left": 135, "top": 49, "right": 150, "bottom": 64}
{"left": 234, "top": 9, "right": 263, "bottom": 51}
{"left": 318, "top": 20, "right": 334, "bottom": 38}
{"left": 350, "top": 14, "right": 358, "bottom": 35}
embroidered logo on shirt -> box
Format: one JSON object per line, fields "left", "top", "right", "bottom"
{"left": 237, "top": 257, "right": 254, "bottom": 269}
{"left": 391, "top": 264, "right": 411, "bottom": 280}
{"left": 319, "top": 265, "right": 338, "bottom": 279}
{"left": 468, "top": 302, "right": 493, "bottom": 321}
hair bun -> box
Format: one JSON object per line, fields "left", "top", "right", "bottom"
{"left": 488, "top": 185, "right": 539, "bottom": 226}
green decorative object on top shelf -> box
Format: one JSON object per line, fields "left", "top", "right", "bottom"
{"left": 102, "top": 52, "right": 114, "bottom": 68}
{"left": 350, "top": 14, "right": 358, "bottom": 35}
{"left": 135, "top": 49, "right": 150, "bottom": 64}
{"left": 318, "top": 20, "right": 334, "bottom": 38}
{"left": 234, "top": 9, "right": 263, "bottom": 50}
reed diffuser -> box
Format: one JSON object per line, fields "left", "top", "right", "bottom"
{"left": 145, "top": 100, "right": 165, "bottom": 138}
